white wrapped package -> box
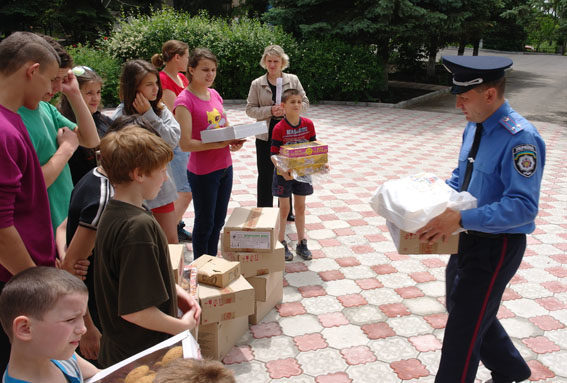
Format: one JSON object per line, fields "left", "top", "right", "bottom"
{"left": 370, "top": 173, "right": 477, "bottom": 233}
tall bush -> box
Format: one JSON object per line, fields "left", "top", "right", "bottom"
{"left": 102, "top": 8, "right": 296, "bottom": 99}
{"left": 66, "top": 44, "right": 121, "bottom": 107}
{"left": 291, "top": 39, "right": 385, "bottom": 102}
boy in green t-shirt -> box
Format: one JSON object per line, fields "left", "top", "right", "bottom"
{"left": 94, "top": 126, "right": 200, "bottom": 367}
{"left": 18, "top": 36, "right": 99, "bottom": 246}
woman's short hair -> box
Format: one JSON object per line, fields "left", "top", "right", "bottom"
{"left": 260, "top": 45, "right": 289, "bottom": 71}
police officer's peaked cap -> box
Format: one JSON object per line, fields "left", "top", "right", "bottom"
{"left": 442, "top": 56, "right": 513, "bottom": 94}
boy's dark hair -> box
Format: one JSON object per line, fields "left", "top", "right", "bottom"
{"left": 151, "top": 40, "right": 189, "bottom": 68}
{"left": 40, "top": 35, "right": 73, "bottom": 69}
{"left": 187, "top": 48, "right": 217, "bottom": 82}
{"left": 60, "top": 66, "right": 103, "bottom": 121}
{"left": 100, "top": 125, "right": 173, "bottom": 185}
{"left": 0, "top": 32, "right": 60, "bottom": 76}
{"left": 281, "top": 88, "right": 301, "bottom": 103}
{"left": 119, "top": 59, "right": 163, "bottom": 117}
{"left": 0, "top": 267, "right": 87, "bottom": 340}
{"left": 155, "top": 358, "right": 235, "bottom": 383}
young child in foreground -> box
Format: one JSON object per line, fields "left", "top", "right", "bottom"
{"left": 0, "top": 267, "right": 99, "bottom": 382}
{"left": 93, "top": 126, "right": 201, "bottom": 368}
{"left": 271, "top": 88, "right": 323, "bottom": 262}
{"left": 155, "top": 358, "right": 235, "bottom": 383}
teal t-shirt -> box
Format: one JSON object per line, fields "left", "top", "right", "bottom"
{"left": 18, "top": 101, "right": 77, "bottom": 234}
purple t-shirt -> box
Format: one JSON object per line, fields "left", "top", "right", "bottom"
{"left": 174, "top": 88, "right": 231, "bottom": 175}
{"left": 0, "top": 104, "right": 55, "bottom": 282}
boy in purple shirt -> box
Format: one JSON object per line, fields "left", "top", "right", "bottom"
{"left": 0, "top": 32, "right": 60, "bottom": 371}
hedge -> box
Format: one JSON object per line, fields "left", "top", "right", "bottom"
{"left": 69, "top": 9, "right": 386, "bottom": 106}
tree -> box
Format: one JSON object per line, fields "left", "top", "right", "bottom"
{"left": 264, "top": 0, "right": 427, "bottom": 90}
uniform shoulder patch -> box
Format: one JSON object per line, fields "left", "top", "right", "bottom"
{"left": 500, "top": 116, "right": 524, "bottom": 135}
{"left": 513, "top": 144, "right": 537, "bottom": 177}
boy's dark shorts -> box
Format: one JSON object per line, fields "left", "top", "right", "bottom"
{"left": 272, "top": 172, "right": 313, "bottom": 198}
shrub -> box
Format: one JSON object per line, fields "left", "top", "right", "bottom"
{"left": 291, "top": 38, "right": 385, "bottom": 102}
{"left": 102, "top": 8, "right": 296, "bottom": 99}
{"left": 66, "top": 44, "right": 121, "bottom": 107}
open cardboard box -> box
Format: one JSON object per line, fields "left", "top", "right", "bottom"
{"left": 85, "top": 331, "right": 200, "bottom": 383}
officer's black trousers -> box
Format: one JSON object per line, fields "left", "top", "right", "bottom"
{"left": 435, "top": 232, "right": 531, "bottom": 383}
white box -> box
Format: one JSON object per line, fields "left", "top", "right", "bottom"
{"left": 200, "top": 121, "right": 267, "bottom": 143}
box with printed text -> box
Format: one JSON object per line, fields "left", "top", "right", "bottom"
{"left": 223, "top": 207, "right": 280, "bottom": 253}
{"left": 222, "top": 241, "right": 285, "bottom": 278}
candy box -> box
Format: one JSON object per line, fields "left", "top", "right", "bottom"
{"left": 279, "top": 141, "right": 328, "bottom": 158}
{"left": 85, "top": 331, "right": 200, "bottom": 383}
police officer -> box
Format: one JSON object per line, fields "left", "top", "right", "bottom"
{"left": 416, "top": 56, "right": 546, "bottom": 383}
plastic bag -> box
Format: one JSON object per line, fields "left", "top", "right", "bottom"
{"left": 272, "top": 154, "right": 329, "bottom": 184}
{"left": 370, "top": 173, "right": 477, "bottom": 233}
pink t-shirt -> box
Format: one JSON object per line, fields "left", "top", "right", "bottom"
{"left": 159, "top": 71, "right": 188, "bottom": 96}
{"left": 0, "top": 104, "right": 56, "bottom": 282}
{"left": 174, "top": 88, "right": 231, "bottom": 175}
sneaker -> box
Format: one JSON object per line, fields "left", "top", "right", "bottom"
{"left": 296, "top": 239, "right": 312, "bottom": 260}
{"left": 282, "top": 240, "right": 293, "bottom": 261}
{"left": 177, "top": 221, "right": 192, "bottom": 242}
{"left": 287, "top": 213, "right": 295, "bottom": 222}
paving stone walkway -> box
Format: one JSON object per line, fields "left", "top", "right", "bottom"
{"left": 182, "top": 104, "right": 567, "bottom": 383}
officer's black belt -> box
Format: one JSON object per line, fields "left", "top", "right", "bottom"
{"left": 466, "top": 231, "right": 524, "bottom": 239}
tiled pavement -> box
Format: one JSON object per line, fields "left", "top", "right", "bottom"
{"left": 183, "top": 104, "right": 567, "bottom": 383}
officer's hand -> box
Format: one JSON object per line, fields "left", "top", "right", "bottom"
{"left": 416, "top": 208, "right": 461, "bottom": 244}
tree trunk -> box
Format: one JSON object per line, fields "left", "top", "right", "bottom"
{"left": 472, "top": 39, "right": 480, "bottom": 56}
{"left": 426, "top": 50, "right": 437, "bottom": 81}
{"left": 458, "top": 38, "right": 466, "bottom": 55}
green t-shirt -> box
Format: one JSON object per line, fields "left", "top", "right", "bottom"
{"left": 18, "top": 101, "right": 77, "bottom": 233}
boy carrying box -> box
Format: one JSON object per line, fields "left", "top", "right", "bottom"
{"left": 0, "top": 267, "right": 99, "bottom": 382}
{"left": 271, "top": 89, "right": 328, "bottom": 261}
{"left": 93, "top": 126, "right": 201, "bottom": 367}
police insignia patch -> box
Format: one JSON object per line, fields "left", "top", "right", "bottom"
{"left": 513, "top": 144, "right": 537, "bottom": 177}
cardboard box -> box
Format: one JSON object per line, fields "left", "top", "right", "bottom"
{"left": 282, "top": 153, "right": 328, "bottom": 168}
{"left": 191, "top": 254, "right": 241, "bottom": 288}
{"left": 222, "top": 242, "right": 285, "bottom": 278}
{"left": 223, "top": 207, "right": 280, "bottom": 253}
{"left": 249, "top": 275, "right": 284, "bottom": 325}
{"left": 198, "top": 315, "right": 249, "bottom": 360}
{"left": 198, "top": 275, "right": 255, "bottom": 325}
{"left": 387, "top": 221, "right": 459, "bottom": 254}
{"left": 246, "top": 271, "right": 284, "bottom": 302}
{"left": 200, "top": 121, "right": 267, "bottom": 143}
{"left": 280, "top": 140, "right": 328, "bottom": 158}
{"left": 168, "top": 244, "right": 185, "bottom": 283}
{"left": 85, "top": 330, "right": 200, "bottom": 382}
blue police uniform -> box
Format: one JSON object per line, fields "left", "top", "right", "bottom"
{"left": 436, "top": 56, "right": 546, "bottom": 383}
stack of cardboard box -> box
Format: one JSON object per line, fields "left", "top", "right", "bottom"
{"left": 222, "top": 207, "right": 285, "bottom": 325}
{"left": 189, "top": 254, "right": 254, "bottom": 360}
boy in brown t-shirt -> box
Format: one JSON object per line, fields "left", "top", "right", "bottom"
{"left": 93, "top": 126, "right": 200, "bottom": 367}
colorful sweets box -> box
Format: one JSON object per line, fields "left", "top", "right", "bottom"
{"left": 279, "top": 141, "right": 328, "bottom": 158}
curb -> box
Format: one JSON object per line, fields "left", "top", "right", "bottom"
{"left": 225, "top": 83, "right": 451, "bottom": 109}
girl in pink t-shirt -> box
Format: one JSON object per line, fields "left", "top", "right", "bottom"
{"left": 174, "top": 48, "right": 244, "bottom": 259}
{"left": 152, "top": 40, "right": 193, "bottom": 243}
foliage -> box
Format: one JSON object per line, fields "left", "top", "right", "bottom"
{"left": 102, "top": 8, "right": 296, "bottom": 99}
{"left": 0, "top": 0, "right": 113, "bottom": 43}
{"left": 291, "top": 39, "right": 385, "bottom": 102}
{"left": 66, "top": 44, "right": 122, "bottom": 108}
